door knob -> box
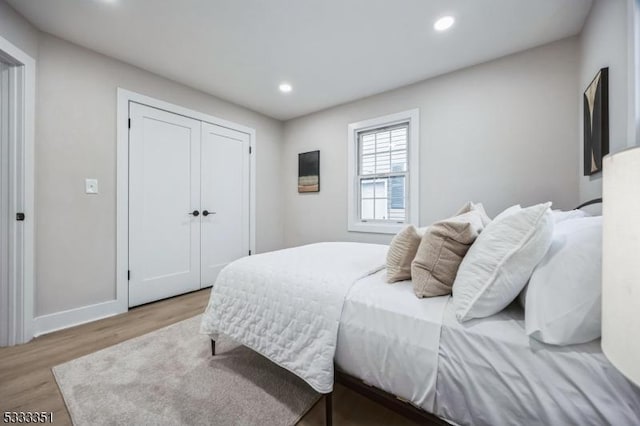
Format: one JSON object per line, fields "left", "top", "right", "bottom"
{"left": 189, "top": 210, "right": 200, "bottom": 217}
{"left": 202, "top": 210, "right": 216, "bottom": 216}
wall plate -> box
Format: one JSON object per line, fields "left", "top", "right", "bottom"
{"left": 85, "top": 178, "right": 98, "bottom": 194}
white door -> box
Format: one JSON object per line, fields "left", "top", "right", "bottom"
{"left": 200, "top": 122, "right": 250, "bottom": 287}
{"left": 128, "top": 103, "right": 201, "bottom": 307}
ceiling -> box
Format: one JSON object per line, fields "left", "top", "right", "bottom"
{"left": 8, "top": 0, "right": 593, "bottom": 120}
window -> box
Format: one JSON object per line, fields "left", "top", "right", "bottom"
{"left": 348, "top": 109, "right": 419, "bottom": 234}
{"left": 358, "top": 125, "right": 407, "bottom": 221}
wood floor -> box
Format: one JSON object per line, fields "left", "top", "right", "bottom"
{"left": 0, "top": 289, "right": 416, "bottom": 425}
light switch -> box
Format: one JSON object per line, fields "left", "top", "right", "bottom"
{"left": 85, "top": 178, "right": 98, "bottom": 194}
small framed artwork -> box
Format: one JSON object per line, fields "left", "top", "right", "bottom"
{"left": 298, "top": 150, "right": 320, "bottom": 193}
{"left": 583, "top": 67, "right": 609, "bottom": 176}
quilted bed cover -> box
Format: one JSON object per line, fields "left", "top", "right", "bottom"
{"left": 200, "top": 242, "right": 388, "bottom": 393}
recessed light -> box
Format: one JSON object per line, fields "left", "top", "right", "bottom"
{"left": 434, "top": 16, "right": 455, "bottom": 32}
{"left": 279, "top": 83, "right": 293, "bottom": 93}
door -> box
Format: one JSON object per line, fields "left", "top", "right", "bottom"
{"left": 128, "top": 102, "right": 201, "bottom": 307}
{"left": 200, "top": 122, "right": 250, "bottom": 286}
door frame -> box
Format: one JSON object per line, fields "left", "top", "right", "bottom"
{"left": 0, "top": 35, "right": 36, "bottom": 345}
{"left": 629, "top": 0, "right": 640, "bottom": 146}
{"left": 116, "top": 88, "right": 256, "bottom": 311}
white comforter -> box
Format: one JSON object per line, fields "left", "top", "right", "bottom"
{"left": 200, "top": 242, "right": 388, "bottom": 393}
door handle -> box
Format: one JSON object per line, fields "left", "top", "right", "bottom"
{"left": 189, "top": 210, "right": 200, "bottom": 217}
{"left": 202, "top": 210, "right": 216, "bottom": 217}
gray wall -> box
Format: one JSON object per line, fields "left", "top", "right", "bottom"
{"left": 282, "top": 38, "right": 580, "bottom": 248}
{"left": 0, "top": 0, "right": 38, "bottom": 59}
{"left": 34, "top": 33, "right": 284, "bottom": 316}
{"left": 579, "top": 0, "right": 630, "bottom": 201}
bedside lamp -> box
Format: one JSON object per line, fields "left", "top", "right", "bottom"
{"left": 602, "top": 146, "right": 640, "bottom": 387}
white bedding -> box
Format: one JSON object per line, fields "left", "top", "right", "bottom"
{"left": 337, "top": 271, "right": 640, "bottom": 425}
{"left": 199, "top": 242, "right": 387, "bottom": 393}
{"left": 335, "top": 270, "right": 449, "bottom": 412}
{"left": 434, "top": 302, "right": 640, "bottom": 426}
{"left": 200, "top": 242, "right": 640, "bottom": 424}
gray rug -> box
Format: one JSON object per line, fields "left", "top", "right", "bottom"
{"left": 53, "top": 316, "right": 320, "bottom": 426}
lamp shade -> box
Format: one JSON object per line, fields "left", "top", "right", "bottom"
{"left": 602, "top": 147, "right": 640, "bottom": 387}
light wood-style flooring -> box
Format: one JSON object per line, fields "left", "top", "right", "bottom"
{"left": 0, "top": 289, "right": 415, "bottom": 425}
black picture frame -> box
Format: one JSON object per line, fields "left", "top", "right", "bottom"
{"left": 583, "top": 67, "right": 609, "bottom": 176}
{"left": 298, "top": 150, "right": 320, "bottom": 193}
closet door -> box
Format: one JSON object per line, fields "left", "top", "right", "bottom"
{"left": 128, "top": 102, "right": 201, "bottom": 307}
{"left": 200, "top": 122, "right": 250, "bottom": 287}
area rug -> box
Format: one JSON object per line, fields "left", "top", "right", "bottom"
{"left": 53, "top": 315, "right": 320, "bottom": 425}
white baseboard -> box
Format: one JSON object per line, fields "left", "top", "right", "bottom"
{"left": 33, "top": 300, "right": 126, "bottom": 337}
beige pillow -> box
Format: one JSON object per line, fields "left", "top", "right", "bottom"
{"left": 456, "top": 201, "right": 492, "bottom": 226}
{"left": 411, "top": 210, "right": 486, "bottom": 298}
{"left": 386, "top": 225, "right": 423, "bottom": 283}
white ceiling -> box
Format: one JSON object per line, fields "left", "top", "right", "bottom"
{"left": 8, "top": 0, "right": 593, "bottom": 120}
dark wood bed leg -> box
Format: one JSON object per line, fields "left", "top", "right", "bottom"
{"left": 325, "top": 392, "right": 332, "bottom": 426}
{"left": 211, "top": 339, "right": 216, "bottom": 356}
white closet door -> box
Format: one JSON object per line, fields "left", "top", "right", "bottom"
{"left": 200, "top": 122, "right": 250, "bottom": 287}
{"left": 129, "top": 102, "right": 201, "bottom": 307}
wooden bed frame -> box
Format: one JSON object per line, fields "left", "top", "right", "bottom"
{"left": 210, "top": 340, "right": 447, "bottom": 425}
{"left": 335, "top": 370, "right": 448, "bottom": 425}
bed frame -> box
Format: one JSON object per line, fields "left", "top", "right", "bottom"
{"left": 210, "top": 340, "right": 447, "bottom": 425}
{"left": 575, "top": 198, "right": 602, "bottom": 209}
{"left": 334, "top": 370, "right": 448, "bottom": 425}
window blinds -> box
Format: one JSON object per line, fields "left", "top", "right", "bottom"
{"left": 357, "top": 123, "right": 408, "bottom": 222}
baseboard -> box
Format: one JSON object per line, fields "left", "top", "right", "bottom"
{"left": 33, "top": 300, "right": 126, "bottom": 337}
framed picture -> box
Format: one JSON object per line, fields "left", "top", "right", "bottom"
{"left": 583, "top": 67, "right": 609, "bottom": 176}
{"left": 298, "top": 150, "right": 320, "bottom": 193}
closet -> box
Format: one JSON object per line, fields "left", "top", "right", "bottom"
{"left": 128, "top": 102, "right": 250, "bottom": 307}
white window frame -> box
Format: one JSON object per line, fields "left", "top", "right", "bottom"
{"left": 347, "top": 109, "right": 419, "bottom": 234}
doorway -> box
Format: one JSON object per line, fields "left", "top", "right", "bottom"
{"left": 0, "top": 36, "right": 36, "bottom": 346}
{"left": 127, "top": 102, "right": 250, "bottom": 306}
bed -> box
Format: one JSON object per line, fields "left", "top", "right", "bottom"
{"left": 337, "top": 269, "right": 640, "bottom": 425}
{"left": 201, "top": 238, "right": 640, "bottom": 425}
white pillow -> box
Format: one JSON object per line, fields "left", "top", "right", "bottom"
{"left": 492, "top": 204, "right": 521, "bottom": 221}
{"left": 524, "top": 216, "right": 602, "bottom": 345}
{"left": 452, "top": 202, "right": 553, "bottom": 322}
{"left": 518, "top": 208, "right": 592, "bottom": 307}
{"left": 551, "top": 209, "right": 589, "bottom": 224}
